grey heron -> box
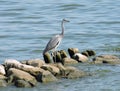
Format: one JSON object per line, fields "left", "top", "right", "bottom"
{"left": 43, "top": 19, "right": 69, "bottom": 56}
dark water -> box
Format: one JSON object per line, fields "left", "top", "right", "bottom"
{"left": 0, "top": 0, "right": 120, "bottom": 91}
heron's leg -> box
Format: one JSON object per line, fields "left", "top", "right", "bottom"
{"left": 51, "top": 49, "right": 56, "bottom": 63}
{"left": 53, "top": 48, "right": 57, "bottom": 63}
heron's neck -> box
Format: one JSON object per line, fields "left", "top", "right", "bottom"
{"left": 61, "top": 21, "right": 64, "bottom": 36}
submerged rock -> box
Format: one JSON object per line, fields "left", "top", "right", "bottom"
{"left": 93, "top": 55, "right": 120, "bottom": 64}
{"left": 73, "top": 53, "right": 88, "bottom": 62}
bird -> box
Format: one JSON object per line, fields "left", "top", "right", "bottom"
{"left": 43, "top": 19, "right": 69, "bottom": 56}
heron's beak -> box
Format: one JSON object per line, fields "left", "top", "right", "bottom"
{"left": 63, "top": 19, "right": 70, "bottom": 22}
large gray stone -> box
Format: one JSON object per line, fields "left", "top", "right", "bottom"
{"left": 41, "top": 64, "right": 60, "bottom": 75}
{"left": 0, "top": 80, "right": 7, "bottom": 87}
{"left": 25, "top": 59, "right": 45, "bottom": 68}
{"left": 64, "top": 66, "right": 87, "bottom": 79}
{"left": 93, "top": 55, "right": 120, "bottom": 64}
{"left": 15, "top": 80, "right": 32, "bottom": 88}
{"left": 7, "top": 68, "right": 37, "bottom": 87}
{"left": 63, "top": 58, "right": 78, "bottom": 65}
{"left": 37, "top": 70, "right": 58, "bottom": 83}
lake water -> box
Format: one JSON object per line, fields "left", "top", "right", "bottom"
{"left": 0, "top": 0, "right": 120, "bottom": 91}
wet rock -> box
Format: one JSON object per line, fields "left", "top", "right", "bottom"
{"left": 43, "top": 52, "right": 52, "bottom": 63}
{"left": 37, "top": 70, "right": 57, "bottom": 83}
{"left": 15, "top": 80, "right": 32, "bottom": 88}
{"left": 7, "top": 68, "right": 37, "bottom": 87}
{"left": 53, "top": 51, "right": 62, "bottom": 63}
{"left": 64, "top": 66, "right": 87, "bottom": 79}
{"left": 81, "top": 51, "right": 89, "bottom": 57}
{"left": 59, "top": 50, "right": 68, "bottom": 59}
{"left": 0, "top": 75, "right": 7, "bottom": 80}
{"left": 0, "top": 65, "right": 6, "bottom": 75}
{"left": 0, "top": 80, "right": 7, "bottom": 87}
{"left": 25, "top": 59, "right": 45, "bottom": 68}
{"left": 68, "top": 48, "right": 80, "bottom": 58}
{"left": 52, "top": 63, "right": 66, "bottom": 76}
{"left": 93, "top": 55, "right": 120, "bottom": 64}
{"left": 63, "top": 58, "right": 78, "bottom": 65}
{"left": 0, "top": 75, "right": 7, "bottom": 87}
{"left": 82, "top": 50, "right": 96, "bottom": 57}
{"left": 41, "top": 64, "right": 60, "bottom": 75}
{"left": 73, "top": 53, "right": 88, "bottom": 62}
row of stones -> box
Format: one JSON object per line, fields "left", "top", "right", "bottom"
{"left": 0, "top": 48, "right": 120, "bottom": 87}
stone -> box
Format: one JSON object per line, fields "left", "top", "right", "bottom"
{"left": 59, "top": 50, "right": 68, "bottom": 58}
{"left": 4, "top": 59, "right": 22, "bottom": 70}
{"left": 86, "top": 50, "right": 96, "bottom": 56}
{"left": 81, "top": 51, "right": 89, "bottom": 57}
{"left": 0, "top": 65, "right": 6, "bottom": 75}
{"left": 7, "top": 68, "right": 37, "bottom": 87}
{"left": 41, "top": 64, "right": 60, "bottom": 75}
{"left": 53, "top": 51, "right": 62, "bottom": 63}
{"left": 0, "top": 75, "right": 7, "bottom": 87}
{"left": 73, "top": 53, "right": 88, "bottom": 62}
{"left": 68, "top": 48, "right": 79, "bottom": 58}
{"left": 4, "top": 59, "right": 44, "bottom": 77}
{"left": 43, "top": 52, "right": 52, "bottom": 63}
{"left": 93, "top": 55, "right": 120, "bottom": 64}
{"left": 38, "top": 70, "right": 57, "bottom": 83}
{"left": 52, "top": 63, "right": 66, "bottom": 76}
{"left": 63, "top": 58, "right": 78, "bottom": 65}
{"left": 64, "top": 66, "right": 87, "bottom": 79}
{"left": 15, "top": 80, "right": 32, "bottom": 88}
{"left": 25, "top": 59, "right": 45, "bottom": 68}
{"left": 0, "top": 80, "right": 7, "bottom": 87}
{"left": 0, "top": 75, "right": 7, "bottom": 80}
{"left": 19, "top": 64, "right": 44, "bottom": 77}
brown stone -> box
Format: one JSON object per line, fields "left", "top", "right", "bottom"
{"left": 41, "top": 64, "right": 60, "bottom": 75}
{"left": 38, "top": 70, "right": 57, "bottom": 83}
{"left": 63, "top": 58, "right": 78, "bottom": 65}
{"left": 68, "top": 48, "right": 80, "bottom": 58}
{"left": 93, "top": 55, "right": 120, "bottom": 64}
{"left": 25, "top": 59, "right": 45, "bottom": 68}
{"left": 64, "top": 66, "right": 87, "bottom": 79}
{"left": 7, "top": 68, "right": 37, "bottom": 87}
{"left": 73, "top": 53, "right": 88, "bottom": 62}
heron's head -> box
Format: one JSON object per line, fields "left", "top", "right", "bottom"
{"left": 62, "top": 19, "right": 70, "bottom": 22}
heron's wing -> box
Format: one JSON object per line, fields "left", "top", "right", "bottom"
{"left": 44, "top": 34, "right": 62, "bottom": 52}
